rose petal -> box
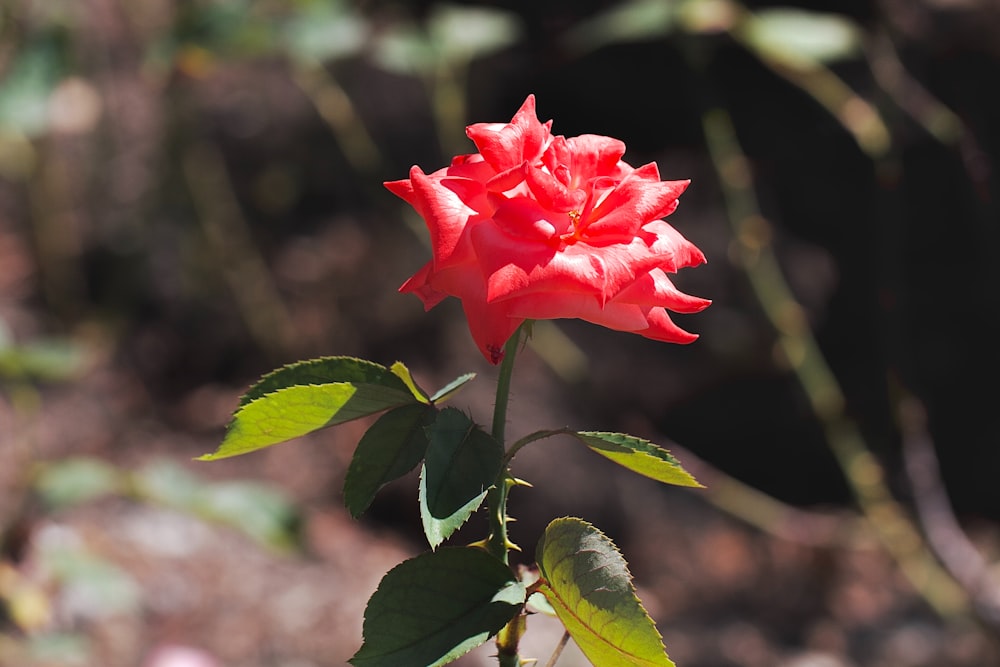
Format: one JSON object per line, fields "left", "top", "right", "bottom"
{"left": 490, "top": 194, "right": 565, "bottom": 240}
{"left": 399, "top": 261, "right": 448, "bottom": 310}
{"left": 485, "top": 162, "right": 529, "bottom": 193}
{"left": 561, "top": 134, "right": 627, "bottom": 185}
{"left": 460, "top": 296, "right": 523, "bottom": 364}
{"left": 507, "top": 292, "right": 649, "bottom": 331}
{"left": 613, "top": 268, "right": 712, "bottom": 313}
{"left": 636, "top": 308, "right": 700, "bottom": 344}
{"left": 407, "top": 167, "right": 480, "bottom": 268}
{"left": 472, "top": 222, "right": 606, "bottom": 301}
{"left": 466, "top": 95, "right": 552, "bottom": 173}
{"left": 393, "top": 94, "right": 709, "bottom": 364}
{"left": 524, "top": 165, "right": 586, "bottom": 212}
{"left": 642, "top": 220, "right": 707, "bottom": 270}
{"left": 584, "top": 169, "right": 689, "bottom": 240}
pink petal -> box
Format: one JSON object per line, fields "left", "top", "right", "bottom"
{"left": 562, "top": 134, "right": 627, "bottom": 185}
{"left": 407, "top": 167, "right": 479, "bottom": 268}
{"left": 384, "top": 177, "right": 415, "bottom": 205}
{"left": 613, "top": 268, "right": 711, "bottom": 313}
{"left": 473, "top": 220, "right": 681, "bottom": 304}
{"left": 466, "top": 95, "right": 551, "bottom": 173}
{"left": 399, "top": 261, "right": 448, "bottom": 310}
{"left": 637, "top": 308, "right": 700, "bottom": 344}
{"left": 471, "top": 222, "right": 607, "bottom": 301}
{"left": 460, "top": 296, "right": 524, "bottom": 364}
{"left": 584, "top": 170, "right": 689, "bottom": 240}
{"left": 490, "top": 194, "right": 565, "bottom": 241}
{"left": 642, "top": 220, "right": 707, "bottom": 271}
{"left": 524, "top": 164, "right": 586, "bottom": 212}
{"left": 434, "top": 266, "right": 522, "bottom": 363}
{"left": 506, "top": 293, "right": 649, "bottom": 331}
{"left": 402, "top": 260, "right": 522, "bottom": 364}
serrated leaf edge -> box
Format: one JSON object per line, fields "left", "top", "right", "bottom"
{"left": 537, "top": 517, "right": 674, "bottom": 667}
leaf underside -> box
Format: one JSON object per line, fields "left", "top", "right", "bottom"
{"left": 573, "top": 431, "right": 701, "bottom": 487}
{"left": 536, "top": 517, "right": 675, "bottom": 667}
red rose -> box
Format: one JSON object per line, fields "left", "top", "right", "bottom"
{"left": 388, "top": 95, "right": 710, "bottom": 364}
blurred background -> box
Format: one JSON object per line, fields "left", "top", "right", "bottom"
{"left": 2, "top": 0, "right": 999, "bottom": 665}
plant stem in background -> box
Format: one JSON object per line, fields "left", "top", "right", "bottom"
{"left": 701, "top": 106, "right": 969, "bottom": 619}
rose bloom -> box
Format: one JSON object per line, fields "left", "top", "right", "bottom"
{"left": 388, "top": 95, "right": 709, "bottom": 364}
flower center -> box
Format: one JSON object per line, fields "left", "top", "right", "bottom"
{"left": 559, "top": 210, "right": 583, "bottom": 246}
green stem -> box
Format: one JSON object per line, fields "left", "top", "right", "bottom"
{"left": 502, "top": 428, "right": 572, "bottom": 468}
{"left": 486, "top": 326, "right": 523, "bottom": 563}
{"left": 487, "top": 324, "right": 527, "bottom": 666}
{"left": 544, "top": 631, "right": 571, "bottom": 667}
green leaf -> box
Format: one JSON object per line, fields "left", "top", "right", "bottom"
{"left": 33, "top": 457, "right": 124, "bottom": 508}
{"left": 199, "top": 357, "right": 418, "bottom": 460}
{"left": 0, "top": 339, "right": 86, "bottom": 382}
{"left": 237, "top": 356, "right": 413, "bottom": 408}
{"left": 536, "top": 517, "right": 675, "bottom": 667}
{"left": 429, "top": 372, "right": 475, "bottom": 404}
{"left": 282, "top": 2, "right": 368, "bottom": 63}
{"left": 420, "top": 408, "right": 503, "bottom": 548}
{"left": 41, "top": 544, "right": 140, "bottom": 618}
{"left": 134, "top": 460, "right": 299, "bottom": 550}
{"left": 350, "top": 547, "right": 525, "bottom": 667}
{"left": 572, "top": 432, "right": 702, "bottom": 487}
{"left": 344, "top": 403, "right": 436, "bottom": 518}
{"left": 427, "top": 5, "right": 523, "bottom": 64}
{"left": 199, "top": 480, "right": 299, "bottom": 551}
{"left": 390, "top": 361, "right": 431, "bottom": 403}
{"left": 741, "top": 8, "right": 862, "bottom": 66}
{"left": 419, "top": 467, "right": 488, "bottom": 550}
{"left": 562, "top": 0, "right": 678, "bottom": 55}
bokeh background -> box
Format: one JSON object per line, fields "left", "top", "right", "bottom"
{"left": 2, "top": 1, "right": 1000, "bottom": 666}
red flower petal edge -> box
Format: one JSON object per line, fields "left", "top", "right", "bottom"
{"left": 390, "top": 95, "right": 709, "bottom": 364}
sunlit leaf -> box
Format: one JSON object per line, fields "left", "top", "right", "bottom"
{"left": 199, "top": 357, "right": 418, "bottom": 460}
{"left": 237, "top": 356, "right": 412, "bottom": 407}
{"left": 536, "top": 517, "right": 675, "bottom": 667}
{"left": 571, "top": 432, "right": 701, "bottom": 487}
{"left": 429, "top": 372, "right": 475, "bottom": 404}
{"left": 420, "top": 408, "right": 502, "bottom": 548}
{"left": 350, "top": 547, "right": 525, "bottom": 667}
{"left": 283, "top": 2, "right": 369, "bottom": 62}
{"left": 133, "top": 459, "right": 203, "bottom": 508}
{"left": 344, "top": 403, "right": 436, "bottom": 518}
{"left": 372, "top": 25, "right": 436, "bottom": 75}
{"left": 741, "top": 8, "right": 862, "bottom": 66}
{"left": 390, "top": 360, "right": 430, "bottom": 403}
{"left": 428, "top": 5, "right": 522, "bottom": 63}
{"left": 562, "top": 0, "right": 678, "bottom": 55}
